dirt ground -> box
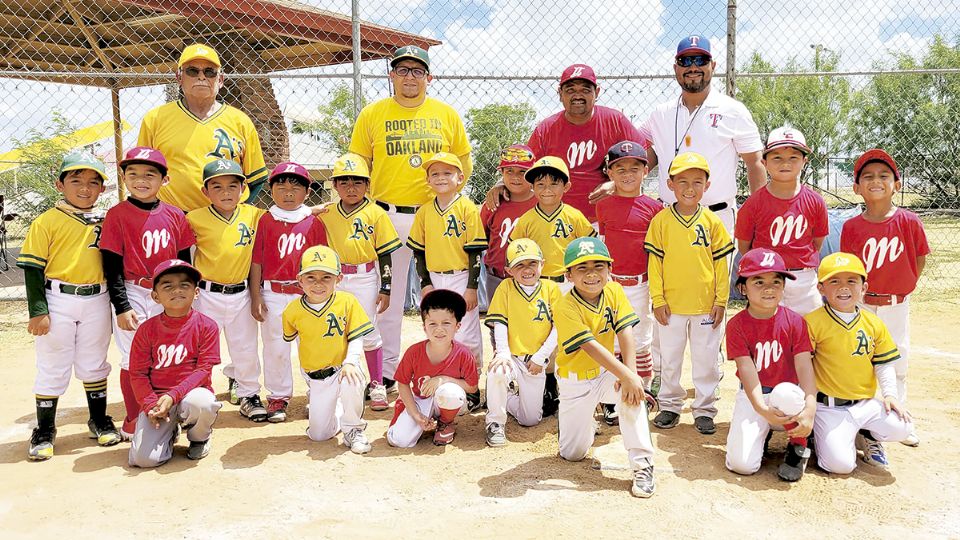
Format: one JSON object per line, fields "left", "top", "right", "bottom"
{"left": 0, "top": 299, "right": 958, "bottom": 539}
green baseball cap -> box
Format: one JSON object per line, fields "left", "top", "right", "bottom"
{"left": 202, "top": 158, "right": 245, "bottom": 184}
{"left": 564, "top": 237, "right": 614, "bottom": 269}
{"left": 391, "top": 45, "right": 430, "bottom": 70}
{"left": 59, "top": 151, "right": 107, "bottom": 182}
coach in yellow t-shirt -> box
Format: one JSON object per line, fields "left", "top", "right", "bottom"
{"left": 348, "top": 45, "right": 472, "bottom": 385}
{"left": 138, "top": 44, "right": 268, "bottom": 213}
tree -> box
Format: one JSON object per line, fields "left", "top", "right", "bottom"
{"left": 847, "top": 35, "right": 960, "bottom": 205}
{"left": 736, "top": 51, "right": 852, "bottom": 190}
{"left": 463, "top": 103, "right": 537, "bottom": 204}
{"left": 291, "top": 83, "right": 367, "bottom": 156}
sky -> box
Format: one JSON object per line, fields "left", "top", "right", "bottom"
{"left": 0, "top": 0, "right": 956, "bottom": 168}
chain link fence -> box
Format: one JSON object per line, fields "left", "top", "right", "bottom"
{"left": 0, "top": 0, "right": 957, "bottom": 300}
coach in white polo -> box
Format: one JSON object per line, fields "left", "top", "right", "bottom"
{"left": 643, "top": 35, "right": 765, "bottom": 234}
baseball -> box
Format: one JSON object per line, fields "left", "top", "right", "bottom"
{"left": 768, "top": 382, "right": 805, "bottom": 416}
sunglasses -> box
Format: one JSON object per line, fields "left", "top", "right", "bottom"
{"left": 676, "top": 55, "right": 712, "bottom": 68}
{"left": 393, "top": 66, "right": 428, "bottom": 79}
{"left": 182, "top": 66, "right": 219, "bottom": 78}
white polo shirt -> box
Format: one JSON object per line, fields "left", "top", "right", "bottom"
{"left": 643, "top": 86, "right": 762, "bottom": 207}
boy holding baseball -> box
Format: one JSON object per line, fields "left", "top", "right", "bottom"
{"left": 841, "top": 149, "right": 929, "bottom": 447}
{"left": 725, "top": 248, "right": 816, "bottom": 482}
{"left": 127, "top": 260, "right": 222, "bottom": 467}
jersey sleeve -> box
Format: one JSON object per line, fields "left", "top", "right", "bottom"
{"left": 871, "top": 320, "right": 900, "bottom": 365}
{"left": 595, "top": 202, "right": 608, "bottom": 235}
{"left": 458, "top": 347, "right": 480, "bottom": 387}
{"left": 911, "top": 213, "right": 931, "bottom": 257}
{"left": 839, "top": 217, "right": 857, "bottom": 254}
{"left": 526, "top": 124, "right": 544, "bottom": 159}
{"left": 574, "top": 211, "right": 597, "bottom": 238}
{"left": 546, "top": 281, "right": 563, "bottom": 319}
{"left": 724, "top": 315, "right": 750, "bottom": 360}
{"left": 281, "top": 304, "right": 298, "bottom": 342}
{"left": 405, "top": 207, "right": 427, "bottom": 252}
{"left": 251, "top": 214, "right": 268, "bottom": 265}
{"left": 310, "top": 218, "right": 329, "bottom": 247}
{"left": 137, "top": 111, "right": 155, "bottom": 147}
{"left": 731, "top": 102, "right": 764, "bottom": 154}
{"left": 373, "top": 210, "right": 402, "bottom": 255}
{"left": 128, "top": 323, "right": 159, "bottom": 411}
{"left": 463, "top": 203, "right": 487, "bottom": 251}
{"left": 644, "top": 215, "right": 666, "bottom": 307}
{"left": 241, "top": 117, "right": 268, "bottom": 185}
{"left": 611, "top": 284, "right": 640, "bottom": 332}
{"left": 812, "top": 194, "right": 830, "bottom": 238}
{"left": 733, "top": 195, "right": 755, "bottom": 242}
{"left": 792, "top": 314, "right": 813, "bottom": 355}
{"left": 480, "top": 204, "right": 494, "bottom": 234}
{"left": 483, "top": 283, "right": 509, "bottom": 327}
{"left": 175, "top": 211, "right": 197, "bottom": 250}
{"left": 508, "top": 214, "right": 527, "bottom": 242}
{"left": 346, "top": 295, "right": 374, "bottom": 342}
{"left": 393, "top": 345, "right": 416, "bottom": 385}
{"left": 556, "top": 299, "right": 594, "bottom": 355}
{"left": 348, "top": 107, "right": 374, "bottom": 160}
{"left": 711, "top": 216, "right": 735, "bottom": 260}
{"left": 16, "top": 217, "right": 51, "bottom": 271}
{"left": 98, "top": 208, "right": 124, "bottom": 255}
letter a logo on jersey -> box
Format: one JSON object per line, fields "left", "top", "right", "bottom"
{"left": 600, "top": 307, "right": 615, "bottom": 334}
{"left": 852, "top": 329, "right": 872, "bottom": 356}
{"left": 235, "top": 223, "right": 254, "bottom": 247}
{"left": 323, "top": 313, "right": 346, "bottom": 337}
{"left": 692, "top": 224, "right": 710, "bottom": 246}
{"left": 349, "top": 218, "right": 372, "bottom": 241}
{"left": 553, "top": 219, "right": 573, "bottom": 239}
{"left": 443, "top": 214, "right": 464, "bottom": 237}
{"left": 208, "top": 130, "right": 239, "bottom": 160}
{"left": 533, "top": 299, "right": 551, "bottom": 322}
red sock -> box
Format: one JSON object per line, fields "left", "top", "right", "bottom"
{"left": 438, "top": 407, "right": 459, "bottom": 424}
{"left": 119, "top": 369, "right": 139, "bottom": 429}
{"left": 784, "top": 422, "right": 807, "bottom": 447}
{"left": 636, "top": 352, "right": 653, "bottom": 379}
{"left": 364, "top": 348, "right": 383, "bottom": 384}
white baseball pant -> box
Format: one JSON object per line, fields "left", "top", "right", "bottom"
{"left": 813, "top": 398, "right": 913, "bottom": 474}
{"left": 862, "top": 297, "right": 910, "bottom": 403}
{"left": 380, "top": 209, "right": 415, "bottom": 380}
{"left": 558, "top": 370, "right": 654, "bottom": 469}
{"left": 781, "top": 268, "right": 822, "bottom": 316}
{"left": 305, "top": 373, "right": 367, "bottom": 442}
{"left": 34, "top": 284, "right": 112, "bottom": 396}
{"left": 482, "top": 270, "right": 504, "bottom": 312}
{"left": 196, "top": 288, "right": 261, "bottom": 398}
{"left": 386, "top": 382, "right": 466, "bottom": 448}
{"left": 614, "top": 281, "right": 654, "bottom": 359}
{"left": 726, "top": 389, "right": 788, "bottom": 475}
{"left": 338, "top": 265, "right": 383, "bottom": 351}
{"left": 260, "top": 288, "right": 299, "bottom": 401}
{"left": 485, "top": 356, "right": 546, "bottom": 427}
{"left": 128, "top": 387, "right": 221, "bottom": 468}
{"left": 655, "top": 313, "right": 723, "bottom": 418}
{"left": 429, "top": 271, "right": 483, "bottom": 369}
{"left": 112, "top": 282, "right": 163, "bottom": 370}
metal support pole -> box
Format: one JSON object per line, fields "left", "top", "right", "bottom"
{"left": 726, "top": 0, "right": 737, "bottom": 97}
{"left": 111, "top": 84, "right": 125, "bottom": 202}
{"left": 351, "top": 0, "right": 362, "bottom": 120}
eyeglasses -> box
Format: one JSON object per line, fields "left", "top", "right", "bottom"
{"left": 393, "top": 66, "right": 428, "bottom": 79}
{"left": 676, "top": 55, "right": 712, "bottom": 68}
{"left": 182, "top": 66, "right": 219, "bottom": 78}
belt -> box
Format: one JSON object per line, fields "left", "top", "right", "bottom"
{"left": 544, "top": 275, "right": 565, "bottom": 283}
{"left": 863, "top": 292, "right": 907, "bottom": 307}
{"left": 375, "top": 201, "right": 419, "bottom": 214}
{"left": 708, "top": 201, "right": 729, "bottom": 212}
{"left": 557, "top": 366, "right": 602, "bottom": 381}
{"left": 306, "top": 366, "right": 340, "bottom": 380}
{"left": 434, "top": 269, "right": 465, "bottom": 275}
{"left": 740, "top": 384, "right": 775, "bottom": 394}
{"left": 341, "top": 261, "right": 376, "bottom": 275}
{"left": 266, "top": 280, "right": 303, "bottom": 295}
{"left": 200, "top": 280, "right": 246, "bottom": 295}
{"left": 44, "top": 280, "right": 103, "bottom": 296}
{"left": 816, "top": 392, "right": 862, "bottom": 408}
{"left": 612, "top": 273, "right": 648, "bottom": 287}
{"left": 132, "top": 277, "right": 153, "bottom": 289}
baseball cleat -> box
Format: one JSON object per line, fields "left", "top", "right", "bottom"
{"left": 266, "top": 399, "right": 288, "bottom": 423}
{"left": 433, "top": 421, "right": 457, "bottom": 446}
{"left": 343, "top": 428, "right": 372, "bottom": 454}
{"left": 466, "top": 390, "right": 483, "bottom": 413}
{"left": 856, "top": 433, "right": 889, "bottom": 469}
{"left": 227, "top": 378, "right": 240, "bottom": 406}
{"left": 28, "top": 427, "right": 56, "bottom": 461}
{"left": 87, "top": 416, "right": 122, "bottom": 446}
{"left": 777, "top": 443, "right": 811, "bottom": 482}
{"left": 901, "top": 432, "right": 920, "bottom": 447}
{"left": 485, "top": 422, "right": 507, "bottom": 447}
{"left": 694, "top": 416, "right": 716, "bottom": 435}
{"left": 368, "top": 382, "right": 389, "bottom": 412}
{"left": 653, "top": 411, "right": 680, "bottom": 429}
{"left": 187, "top": 439, "right": 211, "bottom": 460}
{"left": 601, "top": 403, "right": 619, "bottom": 426}
{"left": 631, "top": 466, "right": 656, "bottom": 498}
{"left": 239, "top": 395, "right": 268, "bottom": 422}
{"left": 382, "top": 377, "right": 398, "bottom": 395}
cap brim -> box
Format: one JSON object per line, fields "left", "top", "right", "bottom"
{"left": 564, "top": 254, "right": 613, "bottom": 269}
{"left": 763, "top": 141, "right": 811, "bottom": 156}
{"left": 524, "top": 166, "right": 569, "bottom": 183}
{"left": 560, "top": 77, "right": 598, "bottom": 86}
{"left": 818, "top": 268, "right": 867, "bottom": 283}
{"left": 269, "top": 173, "right": 311, "bottom": 186}
{"left": 390, "top": 55, "right": 428, "bottom": 69}
{"left": 120, "top": 159, "right": 168, "bottom": 176}
{"left": 605, "top": 155, "right": 649, "bottom": 168}
{"left": 179, "top": 54, "right": 221, "bottom": 68}
{"left": 204, "top": 172, "right": 246, "bottom": 184}
{"left": 298, "top": 265, "right": 340, "bottom": 277}
{"left": 669, "top": 164, "right": 710, "bottom": 177}
{"left": 61, "top": 165, "right": 107, "bottom": 182}
{"left": 739, "top": 269, "right": 797, "bottom": 281}
{"left": 676, "top": 48, "right": 712, "bottom": 58}
{"left": 507, "top": 255, "right": 543, "bottom": 267}
{"left": 153, "top": 266, "right": 201, "bottom": 286}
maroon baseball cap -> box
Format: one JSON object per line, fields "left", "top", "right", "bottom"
{"left": 269, "top": 161, "right": 320, "bottom": 190}
{"left": 738, "top": 248, "right": 796, "bottom": 280}
{"left": 119, "top": 146, "right": 168, "bottom": 176}
{"left": 498, "top": 144, "right": 536, "bottom": 170}
{"left": 604, "top": 140, "right": 648, "bottom": 168}
{"left": 560, "top": 64, "right": 598, "bottom": 87}
{"left": 151, "top": 259, "right": 202, "bottom": 287}
{"left": 854, "top": 149, "right": 900, "bottom": 182}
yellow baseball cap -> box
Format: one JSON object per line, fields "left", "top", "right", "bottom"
{"left": 817, "top": 252, "right": 868, "bottom": 282}
{"left": 298, "top": 245, "right": 341, "bottom": 277}
{"left": 331, "top": 153, "right": 370, "bottom": 179}
{"left": 422, "top": 152, "right": 463, "bottom": 172}
{"left": 178, "top": 44, "right": 221, "bottom": 68}
{"left": 506, "top": 238, "right": 544, "bottom": 267}
{"left": 524, "top": 156, "right": 570, "bottom": 184}
{"left": 669, "top": 151, "right": 710, "bottom": 177}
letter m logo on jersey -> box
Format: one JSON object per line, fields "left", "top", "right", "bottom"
{"left": 692, "top": 224, "right": 710, "bottom": 247}
{"left": 769, "top": 215, "right": 808, "bottom": 246}
{"left": 443, "top": 214, "right": 465, "bottom": 237}
{"left": 753, "top": 340, "right": 783, "bottom": 372}
{"left": 323, "top": 314, "right": 346, "bottom": 337}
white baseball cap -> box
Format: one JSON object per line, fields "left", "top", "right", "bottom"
{"left": 764, "top": 126, "right": 811, "bottom": 156}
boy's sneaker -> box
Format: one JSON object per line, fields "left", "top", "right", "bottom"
{"left": 266, "top": 399, "right": 288, "bottom": 423}
{"left": 382, "top": 377, "right": 398, "bottom": 395}
{"left": 631, "top": 466, "right": 656, "bottom": 498}
{"left": 120, "top": 417, "right": 136, "bottom": 442}
{"left": 239, "top": 395, "right": 268, "bottom": 422}
{"left": 28, "top": 426, "right": 56, "bottom": 461}
{"left": 87, "top": 416, "right": 122, "bottom": 446}
{"left": 227, "top": 378, "right": 240, "bottom": 405}
{"left": 433, "top": 420, "right": 457, "bottom": 446}
{"left": 777, "top": 443, "right": 811, "bottom": 482}
{"left": 856, "top": 433, "right": 889, "bottom": 469}
{"left": 368, "top": 382, "right": 389, "bottom": 412}
{"left": 466, "top": 390, "right": 483, "bottom": 413}
{"left": 343, "top": 428, "right": 372, "bottom": 454}
{"left": 485, "top": 422, "right": 507, "bottom": 447}
{"left": 653, "top": 411, "right": 680, "bottom": 429}
{"left": 602, "top": 403, "right": 619, "bottom": 426}
{"left": 901, "top": 431, "right": 920, "bottom": 447}
{"left": 187, "top": 439, "right": 211, "bottom": 460}
{"left": 694, "top": 416, "right": 716, "bottom": 435}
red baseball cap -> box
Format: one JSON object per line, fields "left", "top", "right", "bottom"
{"left": 119, "top": 146, "right": 168, "bottom": 176}
{"left": 151, "top": 259, "right": 202, "bottom": 287}
{"left": 854, "top": 149, "right": 900, "bottom": 182}
{"left": 498, "top": 144, "right": 536, "bottom": 170}
{"left": 560, "top": 64, "right": 598, "bottom": 87}
{"left": 738, "top": 248, "right": 796, "bottom": 280}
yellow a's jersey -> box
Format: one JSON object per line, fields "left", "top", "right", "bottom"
{"left": 282, "top": 292, "right": 374, "bottom": 372}
{"left": 319, "top": 197, "right": 401, "bottom": 264}
{"left": 556, "top": 281, "right": 639, "bottom": 377}
{"left": 349, "top": 97, "right": 472, "bottom": 207}
{"left": 139, "top": 101, "right": 268, "bottom": 212}
{"left": 187, "top": 204, "right": 265, "bottom": 284}
{"left": 510, "top": 204, "right": 596, "bottom": 278}
{"left": 17, "top": 207, "right": 104, "bottom": 284}
{"left": 484, "top": 278, "right": 563, "bottom": 356}
{"left": 645, "top": 204, "right": 733, "bottom": 315}
{"left": 406, "top": 194, "right": 486, "bottom": 272}
{"left": 804, "top": 305, "right": 900, "bottom": 400}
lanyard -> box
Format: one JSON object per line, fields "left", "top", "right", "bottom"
{"left": 674, "top": 94, "right": 704, "bottom": 156}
